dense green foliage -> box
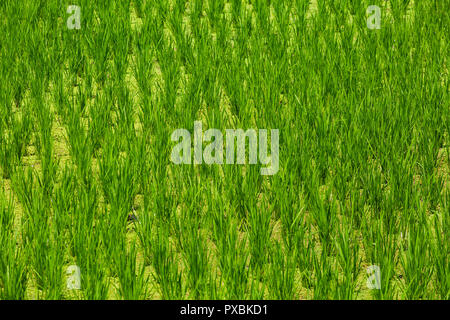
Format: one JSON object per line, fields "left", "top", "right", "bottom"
{"left": 0, "top": 0, "right": 448, "bottom": 299}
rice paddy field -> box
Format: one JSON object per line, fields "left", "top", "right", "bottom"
{"left": 0, "top": 0, "right": 448, "bottom": 300}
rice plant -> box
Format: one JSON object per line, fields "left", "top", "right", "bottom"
{"left": 0, "top": 0, "right": 448, "bottom": 300}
